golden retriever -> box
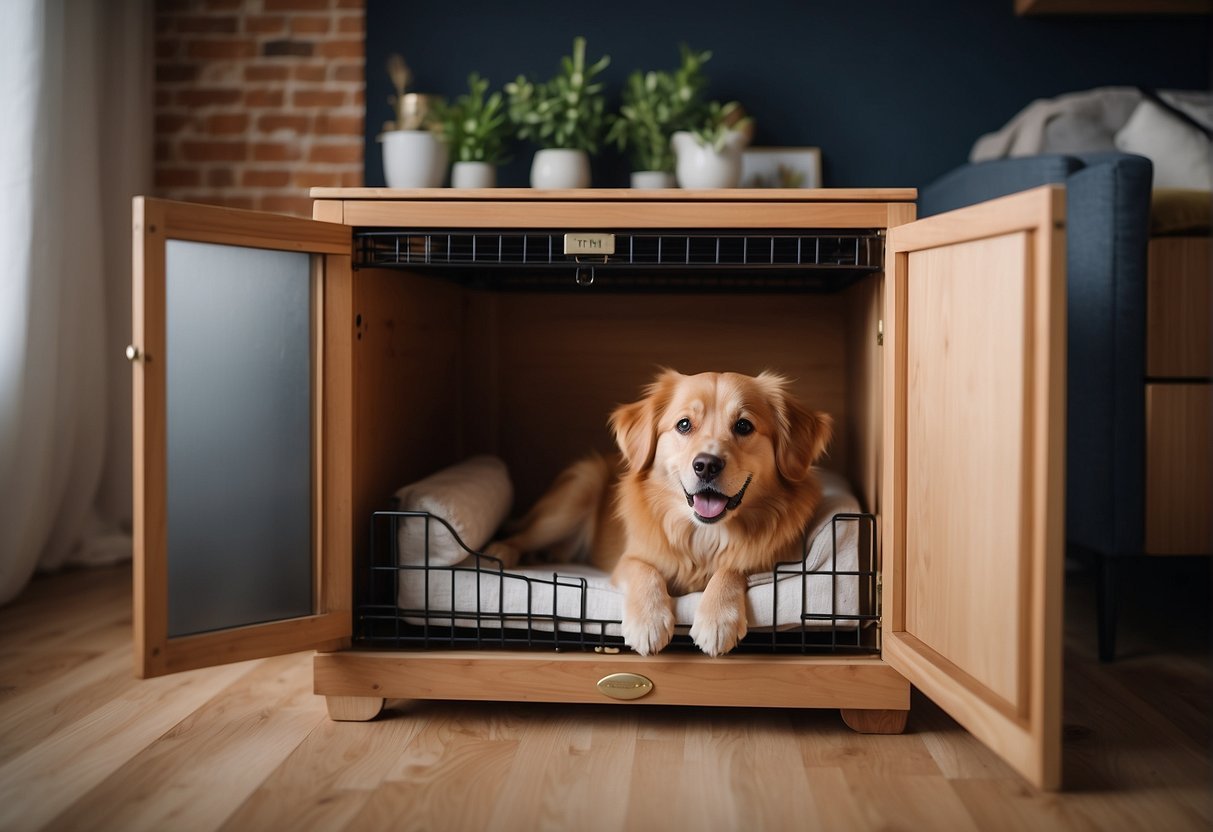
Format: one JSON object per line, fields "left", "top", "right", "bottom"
{"left": 487, "top": 369, "right": 833, "bottom": 656}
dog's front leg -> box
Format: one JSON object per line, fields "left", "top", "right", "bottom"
{"left": 690, "top": 570, "right": 749, "bottom": 657}
{"left": 615, "top": 556, "right": 676, "bottom": 656}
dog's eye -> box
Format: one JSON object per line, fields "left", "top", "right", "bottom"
{"left": 676, "top": 418, "right": 692, "bottom": 434}
{"left": 733, "top": 418, "right": 754, "bottom": 436}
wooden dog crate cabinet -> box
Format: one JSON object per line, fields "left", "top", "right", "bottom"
{"left": 131, "top": 187, "right": 1065, "bottom": 789}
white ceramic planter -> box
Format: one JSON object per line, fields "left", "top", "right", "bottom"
{"left": 630, "top": 170, "right": 677, "bottom": 189}
{"left": 451, "top": 161, "right": 497, "bottom": 189}
{"left": 530, "top": 148, "right": 591, "bottom": 189}
{"left": 381, "top": 130, "right": 447, "bottom": 188}
{"left": 672, "top": 130, "right": 747, "bottom": 189}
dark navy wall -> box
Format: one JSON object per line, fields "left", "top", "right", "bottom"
{"left": 365, "top": 0, "right": 1211, "bottom": 189}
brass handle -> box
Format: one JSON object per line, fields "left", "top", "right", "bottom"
{"left": 596, "top": 672, "right": 654, "bottom": 701}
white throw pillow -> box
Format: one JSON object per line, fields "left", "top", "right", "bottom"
{"left": 1114, "top": 98, "right": 1213, "bottom": 190}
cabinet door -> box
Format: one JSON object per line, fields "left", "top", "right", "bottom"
{"left": 132, "top": 197, "right": 353, "bottom": 678}
{"left": 882, "top": 186, "right": 1066, "bottom": 789}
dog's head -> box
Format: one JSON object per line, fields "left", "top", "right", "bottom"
{"left": 610, "top": 369, "right": 832, "bottom": 525}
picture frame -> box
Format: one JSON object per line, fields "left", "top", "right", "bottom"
{"left": 740, "top": 147, "right": 822, "bottom": 189}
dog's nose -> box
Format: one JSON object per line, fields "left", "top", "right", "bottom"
{"left": 693, "top": 453, "right": 725, "bottom": 481}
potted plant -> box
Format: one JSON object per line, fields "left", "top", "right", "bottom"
{"left": 506, "top": 36, "right": 610, "bottom": 188}
{"left": 606, "top": 46, "right": 711, "bottom": 189}
{"left": 672, "top": 99, "right": 755, "bottom": 189}
{"left": 431, "top": 73, "right": 511, "bottom": 188}
{"left": 380, "top": 54, "right": 446, "bottom": 188}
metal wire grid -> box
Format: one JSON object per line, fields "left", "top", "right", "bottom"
{"left": 354, "top": 230, "right": 884, "bottom": 271}
{"left": 356, "top": 510, "right": 880, "bottom": 655}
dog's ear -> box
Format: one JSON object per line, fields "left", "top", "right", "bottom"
{"left": 777, "top": 399, "right": 833, "bottom": 482}
{"left": 610, "top": 369, "right": 681, "bottom": 472}
{"left": 757, "top": 372, "right": 833, "bottom": 483}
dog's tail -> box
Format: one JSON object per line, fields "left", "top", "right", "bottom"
{"left": 500, "top": 453, "right": 613, "bottom": 565}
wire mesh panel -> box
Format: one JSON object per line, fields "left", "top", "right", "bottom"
{"left": 356, "top": 510, "right": 880, "bottom": 655}
{"left": 352, "top": 229, "right": 884, "bottom": 292}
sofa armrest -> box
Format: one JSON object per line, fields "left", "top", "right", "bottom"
{"left": 918, "top": 155, "right": 1082, "bottom": 218}
{"left": 920, "top": 152, "right": 1155, "bottom": 557}
{"left": 1065, "top": 153, "right": 1154, "bottom": 557}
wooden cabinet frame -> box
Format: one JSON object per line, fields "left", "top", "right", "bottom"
{"left": 132, "top": 186, "right": 1065, "bottom": 789}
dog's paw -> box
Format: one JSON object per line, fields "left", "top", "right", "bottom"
{"left": 690, "top": 606, "right": 748, "bottom": 657}
{"left": 621, "top": 603, "right": 675, "bottom": 656}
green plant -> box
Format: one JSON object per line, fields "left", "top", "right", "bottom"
{"left": 431, "top": 73, "right": 511, "bottom": 165}
{"left": 505, "top": 36, "right": 611, "bottom": 153}
{"left": 606, "top": 46, "right": 711, "bottom": 173}
{"left": 691, "top": 99, "right": 753, "bottom": 152}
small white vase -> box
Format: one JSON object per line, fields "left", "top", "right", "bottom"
{"left": 530, "top": 148, "right": 591, "bottom": 189}
{"left": 672, "top": 130, "right": 747, "bottom": 189}
{"left": 451, "top": 161, "right": 496, "bottom": 189}
{"left": 381, "top": 129, "right": 447, "bottom": 188}
{"left": 630, "top": 170, "right": 677, "bottom": 189}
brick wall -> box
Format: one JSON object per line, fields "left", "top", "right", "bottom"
{"left": 154, "top": 0, "right": 364, "bottom": 217}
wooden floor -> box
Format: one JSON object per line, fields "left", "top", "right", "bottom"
{"left": 0, "top": 559, "right": 1208, "bottom": 832}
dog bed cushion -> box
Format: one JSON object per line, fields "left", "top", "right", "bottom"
{"left": 395, "top": 469, "right": 863, "bottom": 635}
{"left": 393, "top": 455, "right": 513, "bottom": 567}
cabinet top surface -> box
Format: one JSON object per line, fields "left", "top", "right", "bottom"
{"left": 309, "top": 187, "right": 917, "bottom": 203}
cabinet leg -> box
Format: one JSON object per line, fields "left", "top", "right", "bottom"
{"left": 325, "top": 695, "right": 386, "bottom": 722}
{"left": 840, "top": 708, "right": 909, "bottom": 734}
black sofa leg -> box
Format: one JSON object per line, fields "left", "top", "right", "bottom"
{"left": 1097, "top": 554, "right": 1121, "bottom": 662}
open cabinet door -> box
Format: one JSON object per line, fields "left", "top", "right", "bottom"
{"left": 132, "top": 198, "right": 353, "bottom": 678}
{"left": 882, "top": 186, "right": 1066, "bottom": 789}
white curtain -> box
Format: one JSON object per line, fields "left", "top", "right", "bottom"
{"left": 0, "top": 0, "right": 152, "bottom": 605}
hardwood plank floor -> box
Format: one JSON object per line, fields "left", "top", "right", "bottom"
{"left": 0, "top": 558, "right": 1208, "bottom": 831}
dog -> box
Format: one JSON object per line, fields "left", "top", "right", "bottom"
{"left": 486, "top": 369, "right": 833, "bottom": 657}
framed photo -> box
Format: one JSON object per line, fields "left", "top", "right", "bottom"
{"left": 740, "top": 147, "right": 822, "bottom": 189}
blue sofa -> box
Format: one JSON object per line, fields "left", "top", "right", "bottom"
{"left": 918, "top": 152, "right": 1155, "bottom": 661}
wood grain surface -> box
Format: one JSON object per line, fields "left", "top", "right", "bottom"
{"left": 0, "top": 562, "right": 1208, "bottom": 831}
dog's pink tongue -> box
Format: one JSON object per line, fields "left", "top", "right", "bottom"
{"left": 693, "top": 493, "right": 728, "bottom": 519}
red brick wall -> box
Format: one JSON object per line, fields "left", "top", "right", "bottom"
{"left": 154, "top": 0, "right": 365, "bottom": 217}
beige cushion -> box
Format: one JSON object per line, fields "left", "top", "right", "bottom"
{"left": 394, "top": 455, "right": 513, "bottom": 566}
{"left": 1115, "top": 98, "right": 1213, "bottom": 190}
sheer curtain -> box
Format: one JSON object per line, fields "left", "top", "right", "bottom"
{"left": 0, "top": 0, "right": 152, "bottom": 605}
